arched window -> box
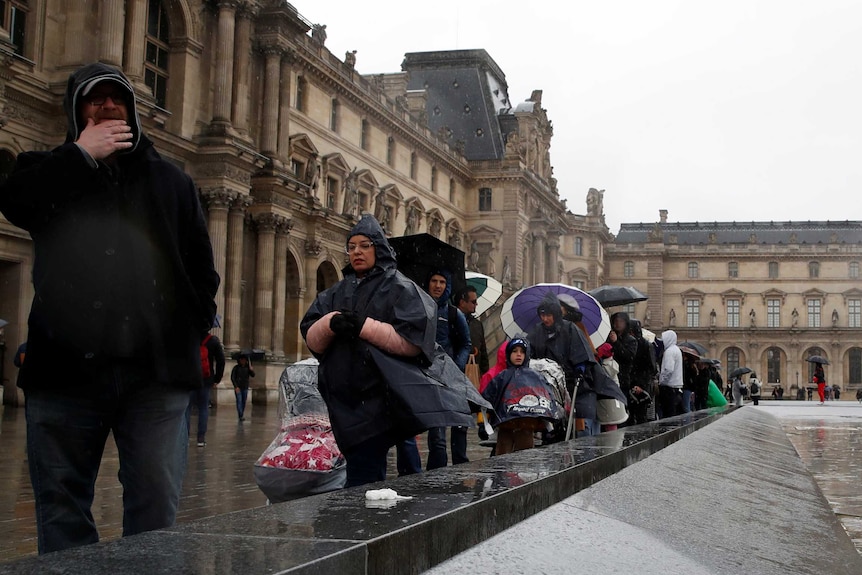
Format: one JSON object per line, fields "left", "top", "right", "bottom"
{"left": 849, "top": 348, "right": 862, "bottom": 385}
{"left": 145, "top": 0, "right": 170, "bottom": 108}
{"left": 766, "top": 347, "right": 782, "bottom": 384}
{"left": 725, "top": 347, "right": 742, "bottom": 377}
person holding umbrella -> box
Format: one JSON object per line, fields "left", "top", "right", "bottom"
{"left": 527, "top": 293, "right": 598, "bottom": 436}
{"left": 813, "top": 363, "right": 827, "bottom": 404}
{"left": 607, "top": 312, "right": 637, "bottom": 421}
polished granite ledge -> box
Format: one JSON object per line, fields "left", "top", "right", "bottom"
{"left": 0, "top": 408, "right": 732, "bottom": 575}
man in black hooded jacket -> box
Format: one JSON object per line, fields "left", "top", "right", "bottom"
{"left": 0, "top": 63, "right": 219, "bottom": 554}
{"left": 527, "top": 292, "right": 599, "bottom": 436}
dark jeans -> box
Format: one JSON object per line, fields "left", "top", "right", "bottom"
{"left": 345, "top": 433, "right": 395, "bottom": 488}
{"left": 658, "top": 386, "right": 683, "bottom": 419}
{"left": 427, "top": 426, "right": 470, "bottom": 469}
{"left": 186, "top": 384, "right": 212, "bottom": 442}
{"left": 396, "top": 438, "right": 422, "bottom": 476}
{"left": 24, "top": 364, "right": 189, "bottom": 554}
{"left": 235, "top": 387, "right": 248, "bottom": 419}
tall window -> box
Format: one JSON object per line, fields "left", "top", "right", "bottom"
{"left": 430, "top": 166, "right": 437, "bottom": 192}
{"left": 849, "top": 299, "right": 861, "bottom": 328}
{"left": 768, "top": 261, "right": 779, "bottom": 279}
{"left": 726, "top": 298, "right": 740, "bottom": 328}
{"left": 686, "top": 299, "right": 700, "bottom": 328}
{"left": 808, "top": 261, "right": 820, "bottom": 278}
{"left": 850, "top": 262, "right": 860, "bottom": 279}
{"left": 0, "top": 1, "right": 27, "bottom": 56}
{"left": 767, "top": 347, "right": 782, "bottom": 384}
{"left": 623, "top": 261, "right": 634, "bottom": 278}
{"left": 574, "top": 237, "right": 583, "bottom": 256}
{"left": 360, "top": 119, "right": 369, "bottom": 150}
{"left": 807, "top": 299, "right": 821, "bottom": 328}
{"left": 478, "top": 188, "right": 492, "bottom": 211}
{"left": 688, "top": 262, "right": 699, "bottom": 278}
{"left": 622, "top": 303, "right": 636, "bottom": 316}
{"left": 386, "top": 136, "right": 395, "bottom": 166}
{"left": 290, "top": 158, "right": 303, "bottom": 179}
{"left": 728, "top": 262, "right": 738, "bottom": 278}
{"left": 767, "top": 298, "right": 780, "bottom": 328}
{"left": 295, "top": 76, "right": 306, "bottom": 111}
{"left": 145, "top": 0, "right": 170, "bottom": 108}
{"left": 849, "top": 348, "right": 862, "bottom": 385}
{"left": 409, "top": 152, "right": 417, "bottom": 180}
{"left": 325, "top": 177, "right": 337, "bottom": 210}
{"left": 329, "top": 99, "right": 339, "bottom": 131}
{"left": 726, "top": 348, "right": 741, "bottom": 378}
{"left": 449, "top": 178, "right": 456, "bottom": 203}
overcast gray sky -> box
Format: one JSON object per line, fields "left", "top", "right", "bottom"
{"left": 297, "top": 0, "right": 862, "bottom": 233}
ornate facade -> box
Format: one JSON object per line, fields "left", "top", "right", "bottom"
{"left": 605, "top": 215, "right": 862, "bottom": 394}
{"left": 0, "top": 1, "right": 608, "bottom": 404}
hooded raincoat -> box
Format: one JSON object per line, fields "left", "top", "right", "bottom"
{"left": 301, "top": 215, "right": 440, "bottom": 452}
{"left": 527, "top": 292, "right": 599, "bottom": 420}
{"left": 659, "top": 330, "right": 683, "bottom": 388}
{"left": 481, "top": 340, "right": 562, "bottom": 429}
{"left": 0, "top": 63, "right": 219, "bottom": 389}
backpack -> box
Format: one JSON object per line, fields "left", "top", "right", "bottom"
{"left": 750, "top": 380, "right": 760, "bottom": 395}
{"left": 200, "top": 334, "right": 212, "bottom": 379}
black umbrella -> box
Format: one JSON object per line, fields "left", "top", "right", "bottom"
{"left": 231, "top": 348, "right": 266, "bottom": 361}
{"left": 806, "top": 355, "right": 830, "bottom": 365}
{"left": 588, "top": 285, "right": 649, "bottom": 308}
{"left": 678, "top": 340, "right": 709, "bottom": 357}
{"left": 388, "top": 233, "right": 466, "bottom": 297}
{"left": 729, "top": 367, "right": 752, "bottom": 379}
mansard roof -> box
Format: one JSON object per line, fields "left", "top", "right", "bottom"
{"left": 402, "top": 49, "right": 508, "bottom": 161}
{"left": 615, "top": 220, "right": 862, "bottom": 245}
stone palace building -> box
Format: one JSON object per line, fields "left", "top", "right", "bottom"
{"left": 0, "top": 1, "right": 857, "bottom": 404}
{"left": 0, "top": 1, "right": 608, "bottom": 404}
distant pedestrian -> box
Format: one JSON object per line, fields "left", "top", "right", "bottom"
{"left": 731, "top": 376, "right": 746, "bottom": 407}
{"left": 230, "top": 355, "right": 255, "bottom": 421}
{"left": 187, "top": 331, "right": 225, "bottom": 446}
{"left": 748, "top": 372, "right": 761, "bottom": 406}
{"left": 833, "top": 385, "right": 841, "bottom": 400}
{"left": 813, "top": 364, "right": 826, "bottom": 404}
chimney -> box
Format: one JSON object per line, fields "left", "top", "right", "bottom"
{"left": 659, "top": 209, "right": 668, "bottom": 224}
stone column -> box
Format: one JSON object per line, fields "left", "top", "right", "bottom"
{"left": 99, "top": 0, "right": 125, "bottom": 66}
{"left": 271, "top": 219, "right": 291, "bottom": 356}
{"left": 532, "top": 231, "right": 546, "bottom": 283}
{"left": 231, "top": 6, "right": 254, "bottom": 134}
{"left": 225, "top": 196, "right": 252, "bottom": 350}
{"left": 123, "top": 0, "right": 147, "bottom": 89}
{"left": 277, "top": 55, "right": 293, "bottom": 163}
{"left": 213, "top": 1, "right": 238, "bottom": 124}
{"left": 253, "top": 213, "right": 277, "bottom": 353}
{"left": 260, "top": 46, "right": 284, "bottom": 158}
{"left": 201, "top": 188, "right": 234, "bottom": 341}
{"left": 546, "top": 236, "right": 561, "bottom": 282}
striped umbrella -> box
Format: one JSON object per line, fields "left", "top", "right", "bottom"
{"left": 465, "top": 272, "right": 503, "bottom": 317}
{"left": 500, "top": 283, "right": 611, "bottom": 349}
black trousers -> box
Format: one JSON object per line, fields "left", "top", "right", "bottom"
{"left": 658, "top": 386, "right": 683, "bottom": 419}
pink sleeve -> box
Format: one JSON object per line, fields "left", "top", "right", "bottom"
{"left": 305, "top": 311, "right": 339, "bottom": 354}
{"left": 359, "top": 317, "right": 421, "bottom": 357}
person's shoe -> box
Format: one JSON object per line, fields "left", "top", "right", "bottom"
{"left": 197, "top": 440, "right": 206, "bottom": 447}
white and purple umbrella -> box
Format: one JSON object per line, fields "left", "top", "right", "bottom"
{"left": 500, "top": 283, "right": 611, "bottom": 349}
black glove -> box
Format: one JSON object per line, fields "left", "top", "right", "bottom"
{"left": 334, "top": 310, "right": 367, "bottom": 339}
{"left": 329, "top": 313, "right": 356, "bottom": 339}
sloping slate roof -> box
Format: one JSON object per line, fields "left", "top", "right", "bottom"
{"left": 615, "top": 221, "right": 862, "bottom": 245}
{"left": 403, "top": 50, "right": 507, "bottom": 161}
